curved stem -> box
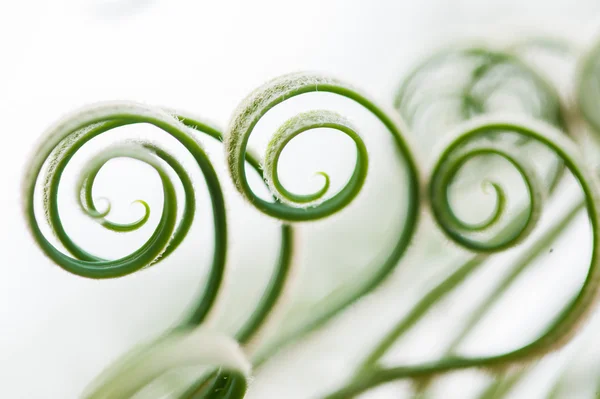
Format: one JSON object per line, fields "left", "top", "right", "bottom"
{"left": 331, "top": 197, "right": 584, "bottom": 398}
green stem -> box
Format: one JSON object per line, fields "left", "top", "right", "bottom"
{"left": 445, "top": 199, "right": 585, "bottom": 356}
{"left": 356, "top": 256, "right": 486, "bottom": 372}
{"left": 332, "top": 196, "right": 585, "bottom": 398}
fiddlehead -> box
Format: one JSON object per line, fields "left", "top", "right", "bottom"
{"left": 22, "top": 103, "right": 228, "bottom": 325}
{"left": 331, "top": 42, "right": 586, "bottom": 399}
{"left": 429, "top": 118, "right": 600, "bottom": 352}
{"left": 395, "top": 46, "right": 567, "bottom": 192}
{"left": 350, "top": 42, "right": 573, "bottom": 379}
{"left": 396, "top": 46, "right": 566, "bottom": 134}
{"left": 224, "top": 72, "right": 422, "bottom": 363}
{"left": 428, "top": 129, "right": 544, "bottom": 252}
{"left": 225, "top": 72, "right": 419, "bottom": 222}
{"left": 324, "top": 116, "right": 600, "bottom": 398}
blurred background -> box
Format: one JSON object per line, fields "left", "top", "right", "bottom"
{"left": 3, "top": 1, "right": 600, "bottom": 398}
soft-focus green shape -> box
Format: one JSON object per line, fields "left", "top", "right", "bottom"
{"left": 324, "top": 116, "right": 600, "bottom": 398}
{"left": 83, "top": 328, "right": 251, "bottom": 399}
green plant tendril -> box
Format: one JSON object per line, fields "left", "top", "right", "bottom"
{"left": 224, "top": 73, "right": 423, "bottom": 367}
{"left": 395, "top": 47, "right": 566, "bottom": 133}
{"left": 349, "top": 39, "right": 585, "bottom": 399}
{"left": 394, "top": 46, "right": 567, "bottom": 192}
{"left": 82, "top": 328, "right": 251, "bottom": 399}
{"left": 384, "top": 199, "right": 584, "bottom": 399}
{"left": 166, "top": 111, "right": 296, "bottom": 344}
{"left": 170, "top": 113, "right": 296, "bottom": 399}
{"left": 349, "top": 39, "right": 579, "bottom": 399}
{"left": 354, "top": 192, "right": 582, "bottom": 377}
{"left": 324, "top": 116, "right": 600, "bottom": 398}
{"left": 225, "top": 72, "right": 418, "bottom": 221}
{"left": 262, "top": 110, "right": 358, "bottom": 206}
{"left": 429, "top": 137, "right": 544, "bottom": 252}
{"left": 23, "top": 103, "right": 230, "bottom": 333}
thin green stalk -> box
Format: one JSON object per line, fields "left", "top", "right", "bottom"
{"left": 226, "top": 73, "right": 422, "bottom": 367}
{"left": 358, "top": 197, "right": 582, "bottom": 374}
{"left": 326, "top": 196, "right": 584, "bottom": 397}
{"left": 356, "top": 256, "right": 486, "bottom": 373}
{"left": 445, "top": 199, "right": 585, "bottom": 356}
{"left": 325, "top": 116, "right": 600, "bottom": 398}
